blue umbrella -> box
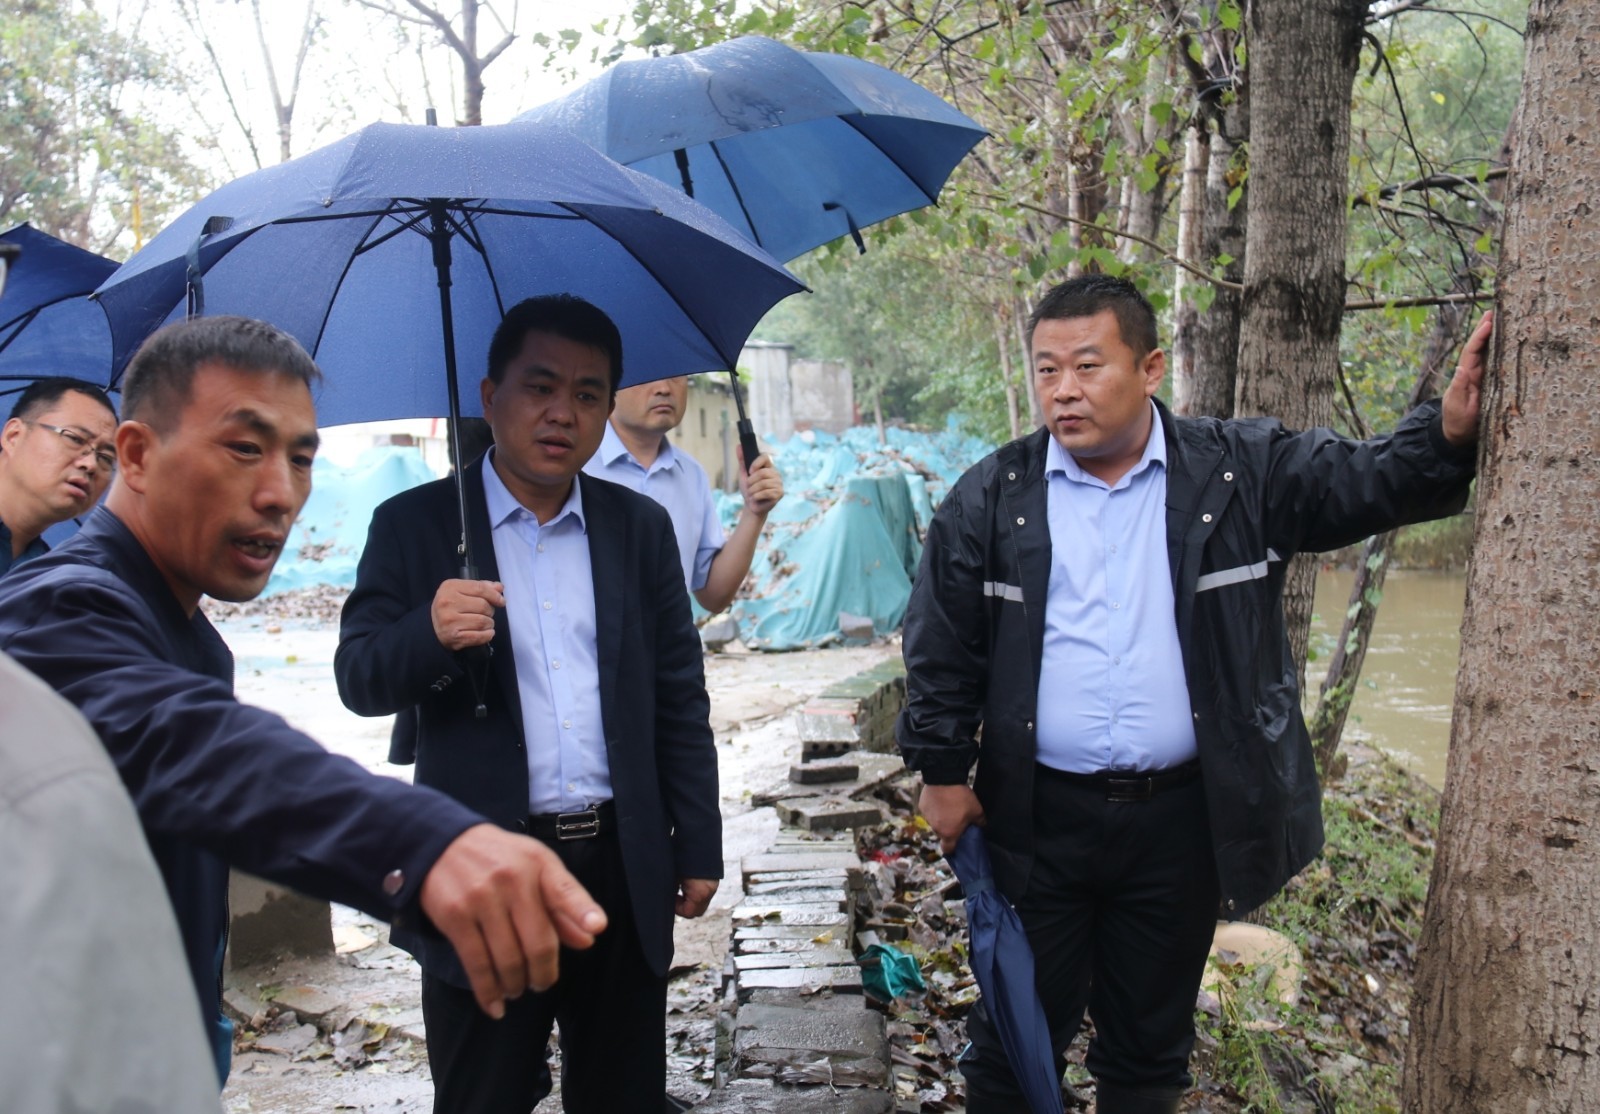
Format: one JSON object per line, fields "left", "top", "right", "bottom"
{"left": 517, "top": 36, "right": 986, "bottom": 469}
{"left": 0, "top": 224, "right": 119, "bottom": 406}
{"left": 949, "top": 825, "right": 1065, "bottom": 1114}
{"left": 517, "top": 36, "right": 987, "bottom": 265}
{"left": 93, "top": 117, "right": 804, "bottom": 573}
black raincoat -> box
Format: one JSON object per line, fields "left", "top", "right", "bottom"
{"left": 898, "top": 398, "right": 1475, "bottom": 915}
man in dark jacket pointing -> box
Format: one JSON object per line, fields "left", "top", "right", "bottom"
{"left": 898, "top": 274, "right": 1487, "bottom": 1114}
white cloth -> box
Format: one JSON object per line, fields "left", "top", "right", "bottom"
{"left": 0, "top": 651, "right": 221, "bottom": 1112}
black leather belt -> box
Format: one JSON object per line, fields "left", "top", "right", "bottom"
{"left": 528, "top": 800, "right": 615, "bottom": 841}
{"left": 1038, "top": 759, "right": 1202, "bottom": 802}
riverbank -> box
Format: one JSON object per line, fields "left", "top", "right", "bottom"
{"left": 859, "top": 743, "right": 1437, "bottom": 1112}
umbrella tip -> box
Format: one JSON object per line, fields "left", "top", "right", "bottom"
{"left": 426, "top": 107, "right": 438, "bottom": 126}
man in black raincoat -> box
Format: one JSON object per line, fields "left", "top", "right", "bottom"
{"left": 898, "top": 274, "right": 1487, "bottom": 1113}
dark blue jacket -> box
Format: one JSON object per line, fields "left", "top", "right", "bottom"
{"left": 0, "top": 509, "right": 484, "bottom": 1077}
{"left": 335, "top": 459, "right": 722, "bottom": 983}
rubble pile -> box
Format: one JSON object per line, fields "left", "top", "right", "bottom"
{"left": 849, "top": 754, "right": 1437, "bottom": 1112}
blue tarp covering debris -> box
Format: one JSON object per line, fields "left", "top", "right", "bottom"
{"left": 266, "top": 447, "right": 438, "bottom": 595}
{"left": 265, "top": 423, "right": 994, "bottom": 649}
{"left": 717, "top": 422, "right": 992, "bottom": 650}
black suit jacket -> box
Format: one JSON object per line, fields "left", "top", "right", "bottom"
{"left": 335, "top": 457, "right": 721, "bottom": 982}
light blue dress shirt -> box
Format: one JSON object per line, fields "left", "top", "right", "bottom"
{"left": 1034, "top": 403, "right": 1198, "bottom": 774}
{"left": 482, "top": 455, "right": 612, "bottom": 814}
{"left": 583, "top": 424, "right": 724, "bottom": 592}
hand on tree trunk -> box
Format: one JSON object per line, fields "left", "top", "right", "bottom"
{"left": 1442, "top": 312, "right": 1494, "bottom": 447}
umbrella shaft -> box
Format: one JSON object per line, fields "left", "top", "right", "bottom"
{"left": 427, "top": 200, "right": 475, "bottom": 576}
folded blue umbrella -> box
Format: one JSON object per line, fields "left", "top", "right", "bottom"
{"left": 0, "top": 224, "right": 119, "bottom": 406}
{"left": 949, "top": 825, "right": 1065, "bottom": 1114}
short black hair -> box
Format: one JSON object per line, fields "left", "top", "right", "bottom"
{"left": 1028, "top": 274, "right": 1159, "bottom": 359}
{"left": 8, "top": 377, "right": 117, "bottom": 424}
{"left": 121, "top": 316, "right": 322, "bottom": 433}
{"left": 487, "top": 295, "right": 623, "bottom": 392}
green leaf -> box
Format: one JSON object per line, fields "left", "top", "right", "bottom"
{"left": 1218, "top": 0, "right": 1241, "bottom": 32}
{"left": 1226, "top": 184, "right": 1243, "bottom": 211}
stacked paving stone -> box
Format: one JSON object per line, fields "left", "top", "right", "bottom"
{"left": 693, "top": 829, "right": 892, "bottom": 1113}
{"left": 694, "top": 659, "right": 914, "bottom": 1112}
{"left": 794, "top": 659, "right": 906, "bottom": 760}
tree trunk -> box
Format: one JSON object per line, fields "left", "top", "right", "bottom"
{"left": 1170, "top": 123, "right": 1209, "bottom": 414}
{"left": 1187, "top": 32, "right": 1248, "bottom": 420}
{"left": 1234, "top": 0, "right": 1370, "bottom": 679}
{"left": 1015, "top": 295, "right": 1043, "bottom": 429}
{"left": 1403, "top": 4, "right": 1600, "bottom": 1109}
{"left": 995, "top": 311, "right": 1022, "bottom": 441}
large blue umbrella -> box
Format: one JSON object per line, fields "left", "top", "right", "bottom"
{"left": 0, "top": 224, "right": 119, "bottom": 407}
{"left": 93, "top": 118, "right": 803, "bottom": 573}
{"left": 949, "top": 825, "right": 1065, "bottom": 1114}
{"left": 517, "top": 35, "right": 985, "bottom": 469}
{"left": 517, "top": 36, "right": 987, "bottom": 265}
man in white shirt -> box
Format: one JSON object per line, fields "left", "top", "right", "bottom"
{"left": 584, "top": 375, "right": 783, "bottom": 613}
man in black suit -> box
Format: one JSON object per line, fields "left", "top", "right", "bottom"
{"left": 336, "top": 295, "right": 722, "bottom": 1113}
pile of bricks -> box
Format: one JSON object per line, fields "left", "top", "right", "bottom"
{"left": 695, "top": 660, "right": 917, "bottom": 1112}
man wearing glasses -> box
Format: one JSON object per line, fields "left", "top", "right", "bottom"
{"left": 0, "top": 377, "right": 117, "bottom": 575}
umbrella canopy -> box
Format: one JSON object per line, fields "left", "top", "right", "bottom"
{"left": 516, "top": 35, "right": 987, "bottom": 265}
{"left": 93, "top": 120, "right": 805, "bottom": 426}
{"left": 949, "top": 825, "right": 1065, "bottom": 1114}
{"left": 0, "top": 224, "right": 119, "bottom": 408}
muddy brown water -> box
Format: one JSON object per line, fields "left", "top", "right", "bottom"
{"left": 1309, "top": 567, "right": 1467, "bottom": 788}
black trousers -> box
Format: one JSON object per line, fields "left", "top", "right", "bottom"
{"left": 421, "top": 827, "right": 667, "bottom": 1114}
{"left": 961, "top": 764, "right": 1220, "bottom": 1113}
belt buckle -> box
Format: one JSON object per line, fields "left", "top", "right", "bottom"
{"left": 555, "top": 808, "right": 600, "bottom": 840}
{"left": 1105, "top": 777, "right": 1154, "bottom": 803}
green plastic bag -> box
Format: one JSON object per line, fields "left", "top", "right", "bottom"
{"left": 859, "top": 942, "right": 926, "bottom": 1000}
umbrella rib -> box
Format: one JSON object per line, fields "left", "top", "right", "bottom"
{"left": 306, "top": 209, "right": 398, "bottom": 358}
{"left": 838, "top": 116, "right": 941, "bottom": 206}
{"left": 706, "top": 140, "right": 765, "bottom": 249}
{"left": 0, "top": 306, "right": 42, "bottom": 354}
{"left": 453, "top": 208, "right": 509, "bottom": 321}
{"left": 557, "top": 202, "right": 742, "bottom": 371}
{"left": 350, "top": 209, "right": 432, "bottom": 256}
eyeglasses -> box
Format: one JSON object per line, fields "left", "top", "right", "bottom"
{"left": 25, "top": 421, "right": 117, "bottom": 471}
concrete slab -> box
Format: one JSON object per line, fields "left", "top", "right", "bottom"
{"left": 273, "top": 984, "right": 342, "bottom": 1025}
{"left": 775, "top": 797, "right": 885, "bottom": 832}
{"left": 733, "top": 903, "right": 850, "bottom": 927}
{"left": 736, "top": 967, "right": 864, "bottom": 998}
{"left": 732, "top": 946, "right": 856, "bottom": 971}
{"left": 743, "top": 989, "right": 873, "bottom": 1011}
{"left": 735, "top": 934, "right": 851, "bottom": 955}
{"left": 734, "top": 924, "right": 848, "bottom": 943}
{"left": 747, "top": 869, "right": 854, "bottom": 886}
{"left": 742, "top": 850, "right": 861, "bottom": 876}
{"left": 731, "top": 1001, "right": 886, "bottom": 1087}
{"left": 689, "top": 1080, "right": 892, "bottom": 1113}
{"left": 743, "top": 882, "right": 849, "bottom": 907}
{"left": 789, "top": 761, "right": 859, "bottom": 784}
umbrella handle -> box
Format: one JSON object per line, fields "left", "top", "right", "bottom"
{"left": 737, "top": 418, "right": 761, "bottom": 475}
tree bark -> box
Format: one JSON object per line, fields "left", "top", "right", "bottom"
{"left": 1234, "top": 0, "right": 1371, "bottom": 679}
{"left": 1170, "top": 121, "right": 1209, "bottom": 414}
{"left": 1403, "top": 4, "right": 1600, "bottom": 1109}
{"left": 995, "top": 310, "right": 1022, "bottom": 441}
{"left": 1186, "top": 19, "right": 1248, "bottom": 420}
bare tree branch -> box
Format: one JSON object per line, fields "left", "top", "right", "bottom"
{"left": 1343, "top": 290, "right": 1494, "bottom": 310}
